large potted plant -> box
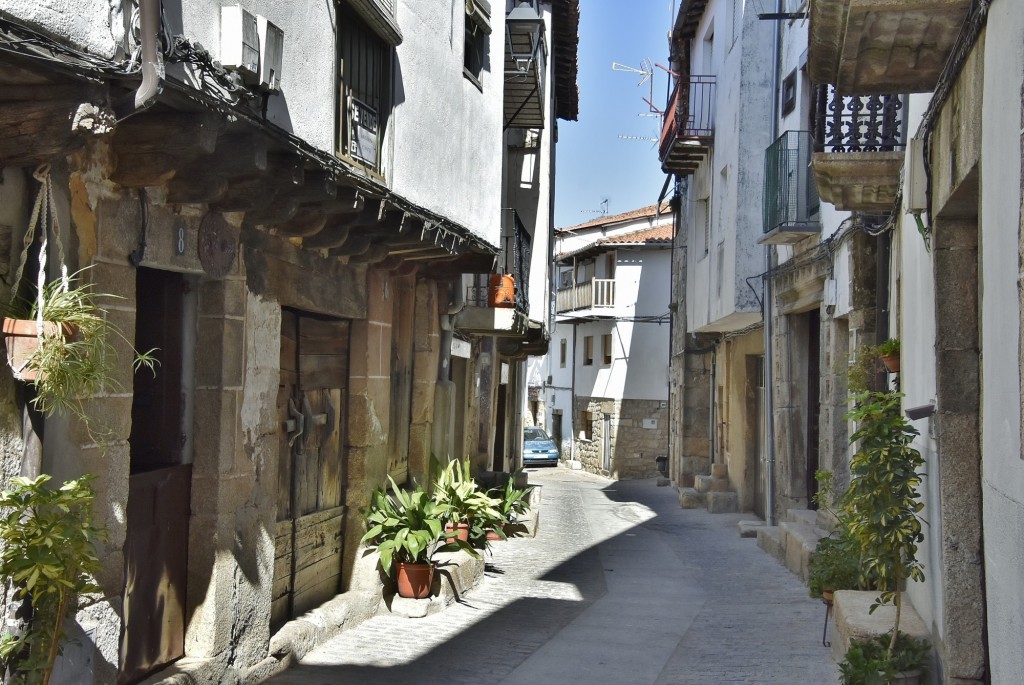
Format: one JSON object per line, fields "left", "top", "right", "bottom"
{"left": 0, "top": 474, "right": 103, "bottom": 685}
{"left": 838, "top": 389, "right": 928, "bottom": 683}
{"left": 432, "top": 458, "right": 502, "bottom": 545}
{"left": 361, "top": 478, "right": 476, "bottom": 599}
{"left": 485, "top": 474, "right": 533, "bottom": 541}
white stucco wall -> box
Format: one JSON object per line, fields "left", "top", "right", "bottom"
{"left": 0, "top": 0, "right": 122, "bottom": 59}
{"left": 685, "top": 0, "right": 772, "bottom": 334}
{"left": 980, "top": 0, "right": 1024, "bottom": 679}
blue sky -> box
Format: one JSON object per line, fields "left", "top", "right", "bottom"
{"left": 553, "top": 1, "right": 675, "bottom": 229}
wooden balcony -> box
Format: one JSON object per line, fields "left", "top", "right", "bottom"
{"left": 659, "top": 76, "right": 715, "bottom": 176}
{"left": 811, "top": 86, "right": 906, "bottom": 212}
{"left": 556, "top": 278, "right": 615, "bottom": 314}
{"left": 809, "top": 0, "right": 971, "bottom": 94}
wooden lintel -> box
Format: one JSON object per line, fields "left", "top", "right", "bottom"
{"left": 110, "top": 152, "right": 181, "bottom": 187}
{"left": 302, "top": 223, "right": 350, "bottom": 250}
{"left": 330, "top": 234, "right": 372, "bottom": 257}
{"left": 278, "top": 210, "right": 328, "bottom": 238}
{"left": 267, "top": 153, "right": 305, "bottom": 187}
{"left": 166, "top": 172, "right": 229, "bottom": 204}
{"left": 245, "top": 199, "right": 300, "bottom": 227}
{"left": 0, "top": 99, "right": 86, "bottom": 167}
{"left": 205, "top": 133, "right": 269, "bottom": 176}
{"left": 211, "top": 177, "right": 279, "bottom": 212}
{"left": 349, "top": 243, "right": 390, "bottom": 264}
{"left": 375, "top": 255, "right": 405, "bottom": 271}
{"left": 113, "top": 112, "right": 220, "bottom": 156}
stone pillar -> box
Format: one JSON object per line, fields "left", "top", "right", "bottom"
{"left": 933, "top": 216, "right": 986, "bottom": 684}
{"left": 408, "top": 278, "right": 440, "bottom": 484}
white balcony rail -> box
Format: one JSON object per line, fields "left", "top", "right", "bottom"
{"left": 556, "top": 278, "right": 615, "bottom": 313}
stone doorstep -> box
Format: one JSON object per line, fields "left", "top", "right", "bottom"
{"left": 678, "top": 486, "right": 705, "bottom": 509}
{"left": 830, "top": 590, "right": 930, "bottom": 664}
{"left": 705, "top": 490, "right": 738, "bottom": 514}
{"left": 780, "top": 521, "right": 831, "bottom": 582}
{"left": 756, "top": 525, "right": 785, "bottom": 565}
{"left": 694, "top": 474, "right": 714, "bottom": 493}
{"left": 737, "top": 519, "right": 765, "bottom": 538}
{"left": 785, "top": 508, "right": 820, "bottom": 527}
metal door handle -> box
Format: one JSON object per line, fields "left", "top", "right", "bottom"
{"left": 286, "top": 397, "right": 305, "bottom": 446}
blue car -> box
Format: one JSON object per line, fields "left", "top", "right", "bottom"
{"left": 523, "top": 427, "right": 559, "bottom": 467}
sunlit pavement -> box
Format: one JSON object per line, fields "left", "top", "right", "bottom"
{"left": 263, "top": 467, "right": 839, "bottom": 684}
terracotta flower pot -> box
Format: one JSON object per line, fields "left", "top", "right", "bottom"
{"left": 395, "top": 561, "right": 434, "bottom": 599}
{"left": 488, "top": 274, "right": 515, "bottom": 308}
{"left": 444, "top": 521, "right": 470, "bottom": 543}
{"left": 880, "top": 353, "right": 900, "bottom": 374}
{"left": 485, "top": 529, "right": 505, "bottom": 541}
{"left": 2, "top": 318, "right": 76, "bottom": 381}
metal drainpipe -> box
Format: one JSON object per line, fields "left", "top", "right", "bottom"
{"left": 764, "top": 0, "right": 783, "bottom": 526}
{"left": 117, "top": 0, "right": 162, "bottom": 119}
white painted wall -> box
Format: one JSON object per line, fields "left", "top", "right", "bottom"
{"left": 979, "top": 0, "right": 1024, "bottom": 678}
{"left": 0, "top": 0, "right": 123, "bottom": 59}
{"left": 685, "top": 0, "right": 773, "bottom": 334}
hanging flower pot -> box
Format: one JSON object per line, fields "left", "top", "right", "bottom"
{"left": 488, "top": 274, "right": 515, "bottom": 308}
{"left": 2, "top": 318, "right": 76, "bottom": 382}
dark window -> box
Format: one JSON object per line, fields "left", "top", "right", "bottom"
{"left": 559, "top": 338, "right": 566, "bottom": 367}
{"left": 602, "top": 334, "right": 612, "bottom": 365}
{"left": 583, "top": 336, "right": 594, "bottom": 366}
{"left": 464, "top": 20, "right": 485, "bottom": 87}
{"left": 338, "top": 3, "right": 392, "bottom": 170}
{"left": 781, "top": 69, "right": 797, "bottom": 116}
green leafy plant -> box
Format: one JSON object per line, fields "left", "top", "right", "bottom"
{"left": 484, "top": 473, "right": 532, "bottom": 540}
{"left": 808, "top": 532, "right": 864, "bottom": 600}
{"left": 432, "top": 458, "right": 502, "bottom": 530}
{"left": 839, "top": 631, "right": 930, "bottom": 684}
{"left": 0, "top": 474, "right": 104, "bottom": 685}
{"left": 876, "top": 338, "right": 900, "bottom": 357}
{"left": 6, "top": 272, "right": 158, "bottom": 438}
{"left": 843, "top": 390, "right": 926, "bottom": 658}
{"left": 847, "top": 344, "right": 882, "bottom": 394}
{"left": 361, "top": 477, "right": 477, "bottom": 577}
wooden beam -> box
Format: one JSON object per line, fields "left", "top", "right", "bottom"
{"left": 113, "top": 112, "right": 220, "bottom": 156}
{"left": 267, "top": 153, "right": 305, "bottom": 187}
{"left": 284, "top": 171, "right": 337, "bottom": 204}
{"left": 330, "top": 234, "right": 372, "bottom": 257}
{"left": 302, "top": 223, "right": 350, "bottom": 250}
{"left": 278, "top": 210, "right": 328, "bottom": 238}
{"left": 211, "top": 177, "right": 279, "bottom": 212}
{"left": 0, "top": 99, "right": 85, "bottom": 167}
{"left": 349, "top": 243, "right": 390, "bottom": 264}
{"left": 245, "top": 199, "right": 300, "bottom": 226}
{"left": 166, "top": 172, "right": 229, "bottom": 204}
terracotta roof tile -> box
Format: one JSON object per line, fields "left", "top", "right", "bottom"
{"left": 601, "top": 224, "right": 674, "bottom": 245}
{"left": 557, "top": 202, "right": 670, "bottom": 233}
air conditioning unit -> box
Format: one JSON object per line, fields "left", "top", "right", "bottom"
{"left": 221, "top": 5, "right": 259, "bottom": 82}
{"left": 256, "top": 15, "right": 284, "bottom": 91}
{"left": 349, "top": 98, "right": 379, "bottom": 169}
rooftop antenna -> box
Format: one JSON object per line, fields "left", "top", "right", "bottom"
{"left": 613, "top": 59, "right": 670, "bottom": 145}
{"left": 581, "top": 198, "right": 610, "bottom": 216}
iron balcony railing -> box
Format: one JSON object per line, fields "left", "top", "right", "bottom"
{"left": 556, "top": 278, "right": 615, "bottom": 313}
{"left": 812, "top": 84, "right": 905, "bottom": 153}
{"left": 466, "top": 208, "right": 532, "bottom": 313}
{"left": 659, "top": 75, "right": 716, "bottom": 162}
{"left": 763, "top": 131, "right": 821, "bottom": 236}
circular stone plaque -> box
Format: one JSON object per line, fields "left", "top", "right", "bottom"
{"left": 198, "top": 213, "right": 238, "bottom": 278}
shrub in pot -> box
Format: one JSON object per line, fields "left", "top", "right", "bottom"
{"left": 485, "top": 473, "right": 533, "bottom": 541}
{"left": 808, "top": 531, "right": 863, "bottom": 602}
{"left": 839, "top": 631, "right": 929, "bottom": 685}
{"left": 361, "top": 477, "right": 477, "bottom": 599}
{"left": 431, "top": 458, "right": 501, "bottom": 546}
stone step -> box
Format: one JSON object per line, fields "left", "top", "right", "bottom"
{"left": 756, "top": 525, "right": 785, "bottom": 565}
{"left": 711, "top": 463, "right": 729, "bottom": 479}
{"left": 706, "top": 490, "right": 738, "bottom": 514}
{"left": 779, "top": 521, "right": 830, "bottom": 582}
{"left": 785, "top": 508, "right": 820, "bottom": 527}
{"left": 831, "top": 590, "right": 930, "bottom": 663}
{"left": 694, "top": 474, "right": 713, "bottom": 494}
{"left": 709, "top": 477, "right": 732, "bottom": 493}
{"left": 678, "top": 487, "right": 705, "bottom": 509}
{"left": 737, "top": 519, "right": 764, "bottom": 538}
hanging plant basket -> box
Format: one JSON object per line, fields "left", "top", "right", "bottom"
{"left": 2, "top": 318, "right": 76, "bottom": 382}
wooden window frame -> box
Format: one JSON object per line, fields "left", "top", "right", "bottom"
{"left": 338, "top": 3, "right": 393, "bottom": 171}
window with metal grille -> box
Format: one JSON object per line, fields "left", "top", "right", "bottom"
{"left": 338, "top": 3, "right": 392, "bottom": 170}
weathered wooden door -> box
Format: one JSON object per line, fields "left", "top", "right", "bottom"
{"left": 272, "top": 311, "right": 349, "bottom": 628}
{"left": 122, "top": 269, "right": 193, "bottom": 684}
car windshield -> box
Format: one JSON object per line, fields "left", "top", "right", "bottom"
{"left": 524, "top": 427, "right": 549, "bottom": 441}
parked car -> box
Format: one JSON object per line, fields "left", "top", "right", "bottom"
{"left": 523, "top": 427, "right": 559, "bottom": 467}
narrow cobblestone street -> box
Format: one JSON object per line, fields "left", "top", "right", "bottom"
{"left": 265, "top": 467, "right": 839, "bottom": 684}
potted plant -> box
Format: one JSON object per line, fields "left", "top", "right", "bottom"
{"left": 808, "top": 532, "right": 863, "bottom": 603}
{"left": 0, "top": 474, "right": 103, "bottom": 685}
{"left": 877, "top": 338, "right": 900, "bottom": 374}
{"left": 3, "top": 272, "right": 157, "bottom": 436}
{"left": 361, "top": 477, "right": 476, "bottom": 599}
{"left": 485, "top": 474, "right": 533, "bottom": 541}
{"left": 840, "top": 389, "right": 928, "bottom": 680}
{"left": 432, "top": 458, "right": 501, "bottom": 545}
{"left": 839, "top": 632, "right": 930, "bottom": 685}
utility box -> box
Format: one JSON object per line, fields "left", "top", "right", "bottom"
{"left": 905, "top": 138, "right": 927, "bottom": 212}
{"left": 220, "top": 5, "right": 259, "bottom": 82}
{"left": 256, "top": 15, "right": 284, "bottom": 91}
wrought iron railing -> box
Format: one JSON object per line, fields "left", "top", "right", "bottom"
{"left": 812, "top": 84, "right": 905, "bottom": 153}
{"left": 556, "top": 278, "right": 615, "bottom": 313}
{"left": 659, "top": 75, "right": 716, "bottom": 161}
{"left": 763, "top": 131, "right": 820, "bottom": 235}
{"left": 467, "top": 209, "right": 532, "bottom": 312}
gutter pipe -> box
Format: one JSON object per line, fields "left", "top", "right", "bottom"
{"left": 117, "top": 0, "right": 162, "bottom": 119}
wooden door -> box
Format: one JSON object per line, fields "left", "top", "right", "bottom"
{"left": 122, "top": 269, "right": 192, "bottom": 684}
{"left": 272, "top": 311, "right": 349, "bottom": 628}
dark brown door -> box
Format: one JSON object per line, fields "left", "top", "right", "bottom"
{"left": 272, "top": 311, "right": 349, "bottom": 628}
{"left": 122, "top": 269, "right": 192, "bottom": 684}
{"left": 806, "top": 310, "right": 821, "bottom": 507}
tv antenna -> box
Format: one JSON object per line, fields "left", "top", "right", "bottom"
{"left": 613, "top": 59, "right": 671, "bottom": 145}
{"left": 581, "top": 198, "right": 610, "bottom": 216}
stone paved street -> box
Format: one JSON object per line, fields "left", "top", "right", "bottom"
{"left": 264, "top": 467, "right": 839, "bottom": 684}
